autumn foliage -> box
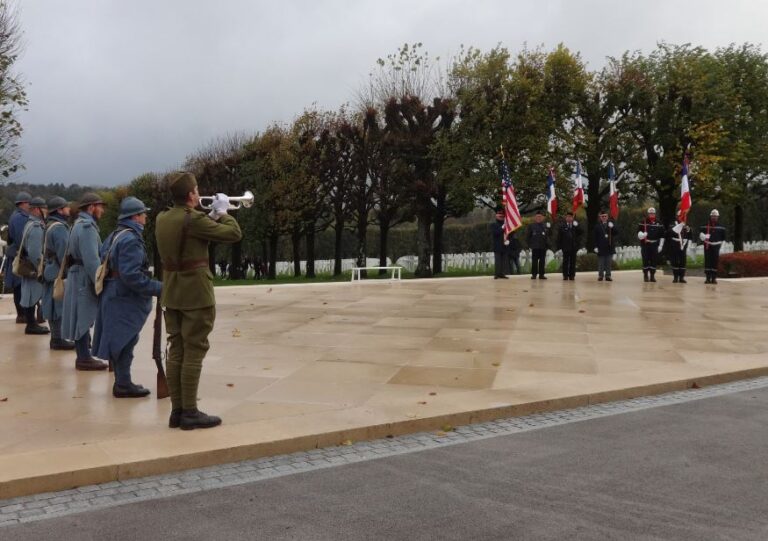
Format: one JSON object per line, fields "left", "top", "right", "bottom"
{"left": 718, "top": 251, "right": 768, "bottom": 277}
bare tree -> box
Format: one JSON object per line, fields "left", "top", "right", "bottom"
{"left": 0, "top": 1, "right": 27, "bottom": 178}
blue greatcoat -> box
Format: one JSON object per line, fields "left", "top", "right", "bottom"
{"left": 19, "top": 215, "right": 46, "bottom": 307}
{"left": 92, "top": 220, "right": 162, "bottom": 361}
{"left": 4, "top": 208, "right": 30, "bottom": 290}
{"left": 62, "top": 212, "right": 102, "bottom": 341}
{"left": 41, "top": 214, "right": 70, "bottom": 321}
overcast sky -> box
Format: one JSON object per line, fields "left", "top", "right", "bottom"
{"left": 12, "top": 0, "right": 768, "bottom": 187}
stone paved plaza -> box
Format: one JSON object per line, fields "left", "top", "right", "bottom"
{"left": 1, "top": 272, "right": 767, "bottom": 498}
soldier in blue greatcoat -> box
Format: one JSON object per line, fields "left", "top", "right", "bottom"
{"left": 18, "top": 197, "right": 50, "bottom": 335}
{"left": 4, "top": 191, "right": 31, "bottom": 322}
{"left": 42, "top": 196, "right": 75, "bottom": 350}
{"left": 93, "top": 197, "right": 162, "bottom": 398}
{"left": 61, "top": 192, "right": 109, "bottom": 371}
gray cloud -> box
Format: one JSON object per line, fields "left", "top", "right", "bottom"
{"left": 13, "top": 0, "right": 767, "bottom": 187}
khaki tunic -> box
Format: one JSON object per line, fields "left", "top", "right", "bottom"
{"left": 155, "top": 205, "right": 242, "bottom": 310}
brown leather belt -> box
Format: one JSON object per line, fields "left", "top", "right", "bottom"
{"left": 108, "top": 270, "right": 120, "bottom": 278}
{"left": 163, "top": 259, "right": 209, "bottom": 272}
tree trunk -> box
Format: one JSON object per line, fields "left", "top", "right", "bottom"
{"left": 356, "top": 217, "right": 367, "bottom": 279}
{"left": 378, "top": 220, "right": 390, "bottom": 276}
{"left": 433, "top": 189, "right": 446, "bottom": 274}
{"left": 305, "top": 228, "right": 316, "bottom": 278}
{"left": 734, "top": 204, "right": 744, "bottom": 252}
{"left": 658, "top": 180, "right": 677, "bottom": 228}
{"left": 268, "top": 232, "right": 278, "bottom": 280}
{"left": 208, "top": 242, "right": 217, "bottom": 276}
{"left": 333, "top": 214, "right": 344, "bottom": 276}
{"left": 415, "top": 208, "right": 432, "bottom": 278}
{"left": 291, "top": 228, "right": 302, "bottom": 277}
{"left": 230, "top": 239, "right": 243, "bottom": 279}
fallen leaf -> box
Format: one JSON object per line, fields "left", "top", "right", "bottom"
{"left": 436, "top": 431, "right": 448, "bottom": 437}
{"left": 232, "top": 329, "right": 241, "bottom": 337}
{"left": 474, "top": 328, "right": 480, "bottom": 332}
{"left": 417, "top": 401, "right": 427, "bottom": 405}
{"left": 405, "top": 413, "right": 417, "bottom": 418}
{"left": 491, "top": 362, "right": 500, "bottom": 367}
{"left": 429, "top": 392, "right": 437, "bottom": 396}
{"left": 529, "top": 303, "right": 535, "bottom": 307}
{"left": 0, "top": 397, "right": 7, "bottom": 402}
{"left": 263, "top": 367, "right": 272, "bottom": 371}
{"left": 505, "top": 309, "right": 515, "bottom": 312}
{"left": 71, "top": 396, "right": 83, "bottom": 399}
{"left": 441, "top": 424, "right": 454, "bottom": 432}
{"left": 386, "top": 434, "right": 394, "bottom": 439}
{"left": 691, "top": 382, "right": 700, "bottom": 389}
{"left": 465, "top": 348, "right": 472, "bottom": 352}
{"left": 226, "top": 383, "right": 235, "bottom": 388}
{"left": 341, "top": 439, "right": 353, "bottom": 446}
{"left": 322, "top": 302, "right": 328, "bottom": 305}
{"left": 578, "top": 309, "right": 586, "bottom": 313}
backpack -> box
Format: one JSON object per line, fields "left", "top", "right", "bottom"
{"left": 94, "top": 229, "right": 132, "bottom": 295}
{"left": 12, "top": 222, "right": 40, "bottom": 279}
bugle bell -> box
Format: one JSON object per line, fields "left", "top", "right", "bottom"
{"left": 199, "top": 190, "right": 254, "bottom": 210}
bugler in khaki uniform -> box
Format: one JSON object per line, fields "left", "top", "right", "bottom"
{"left": 155, "top": 172, "right": 242, "bottom": 430}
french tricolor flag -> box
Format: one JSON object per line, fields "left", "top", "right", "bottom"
{"left": 609, "top": 163, "right": 619, "bottom": 219}
{"left": 678, "top": 155, "right": 691, "bottom": 223}
{"left": 546, "top": 167, "right": 558, "bottom": 217}
{"left": 572, "top": 161, "right": 585, "bottom": 213}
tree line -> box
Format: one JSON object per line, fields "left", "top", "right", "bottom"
{"left": 4, "top": 38, "right": 768, "bottom": 280}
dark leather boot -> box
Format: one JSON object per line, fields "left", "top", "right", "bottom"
{"left": 169, "top": 409, "right": 182, "bottom": 429}
{"left": 15, "top": 314, "right": 25, "bottom": 324}
{"left": 75, "top": 358, "right": 108, "bottom": 371}
{"left": 672, "top": 270, "right": 679, "bottom": 283}
{"left": 180, "top": 409, "right": 222, "bottom": 430}
{"left": 679, "top": 270, "right": 687, "bottom": 284}
{"left": 113, "top": 382, "right": 151, "bottom": 398}
{"left": 25, "top": 324, "right": 50, "bottom": 335}
{"left": 650, "top": 270, "right": 657, "bottom": 282}
{"left": 643, "top": 270, "right": 649, "bottom": 282}
{"left": 50, "top": 338, "right": 75, "bottom": 350}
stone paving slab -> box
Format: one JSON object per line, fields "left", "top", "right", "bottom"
{"left": 2, "top": 375, "right": 767, "bottom": 528}
{"left": 0, "top": 272, "right": 767, "bottom": 499}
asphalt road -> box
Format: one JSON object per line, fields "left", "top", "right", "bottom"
{"left": 5, "top": 387, "right": 768, "bottom": 541}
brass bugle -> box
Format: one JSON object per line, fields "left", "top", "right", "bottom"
{"left": 199, "top": 190, "right": 254, "bottom": 210}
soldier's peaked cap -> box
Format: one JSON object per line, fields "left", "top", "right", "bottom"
{"left": 14, "top": 191, "right": 31, "bottom": 204}
{"left": 166, "top": 171, "right": 198, "bottom": 199}
{"left": 46, "top": 196, "right": 68, "bottom": 212}
{"left": 118, "top": 196, "right": 151, "bottom": 220}
{"left": 78, "top": 192, "right": 105, "bottom": 208}
{"left": 30, "top": 197, "right": 47, "bottom": 209}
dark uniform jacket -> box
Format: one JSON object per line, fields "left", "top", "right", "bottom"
{"left": 666, "top": 223, "right": 692, "bottom": 254}
{"left": 699, "top": 222, "right": 726, "bottom": 249}
{"left": 557, "top": 222, "right": 582, "bottom": 252}
{"left": 156, "top": 205, "right": 242, "bottom": 310}
{"left": 4, "top": 208, "right": 29, "bottom": 289}
{"left": 491, "top": 220, "right": 505, "bottom": 253}
{"left": 637, "top": 220, "right": 665, "bottom": 244}
{"left": 593, "top": 221, "right": 618, "bottom": 256}
{"left": 526, "top": 222, "right": 549, "bottom": 250}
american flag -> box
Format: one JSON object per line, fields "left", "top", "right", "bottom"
{"left": 678, "top": 154, "right": 691, "bottom": 223}
{"left": 546, "top": 167, "right": 558, "bottom": 217}
{"left": 500, "top": 159, "right": 523, "bottom": 236}
{"left": 572, "top": 160, "right": 585, "bottom": 213}
{"left": 609, "top": 163, "right": 619, "bottom": 219}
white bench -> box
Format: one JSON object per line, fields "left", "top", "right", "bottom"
{"left": 351, "top": 266, "right": 403, "bottom": 281}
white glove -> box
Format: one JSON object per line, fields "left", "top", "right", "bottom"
{"left": 637, "top": 231, "right": 647, "bottom": 240}
{"left": 504, "top": 240, "right": 510, "bottom": 246}
{"left": 572, "top": 220, "right": 578, "bottom": 227}
{"left": 658, "top": 238, "right": 665, "bottom": 253}
{"left": 705, "top": 234, "right": 710, "bottom": 240}
{"left": 608, "top": 222, "right": 614, "bottom": 229}
{"left": 546, "top": 222, "right": 551, "bottom": 228}
{"left": 699, "top": 232, "right": 706, "bottom": 241}
{"left": 208, "top": 193, "right": 230, "bottom": 219}
{"left": 593, "top": 248, "right": 598, "bottom": 253}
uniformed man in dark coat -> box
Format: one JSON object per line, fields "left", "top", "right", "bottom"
{"left": 557, "top": 212, "right": 582, "bottom": 280}
{"left": 5, "top": 191, "right": 32, "bottom": 323}
{"left": 156, "top": 172, "right": 242, "bottom": 430}
{"left": 699, "top": 209, "right": 726, "bottom": 284}
{"left": 42, "top": 196, "right": 74, "bottom": 349}
{"left": 491, "top": 208, "right": 508, "bottom": 279}
{"left": 637, "top": 207, "right": 665, "bottom": 282}
{"left": 667, "top": 220, "right": 692, "bottom": 283}
{"left": 526, "top": 210, "right": 550, "bottom": 279}
{"left": 593, "top": 210, "right": 618, "bottom": 281}
{"left": 506, "top": 229, "right": 521, "bottom": 275}
{"left": 17, "top": 197, "right": 50, "bottom": 335}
